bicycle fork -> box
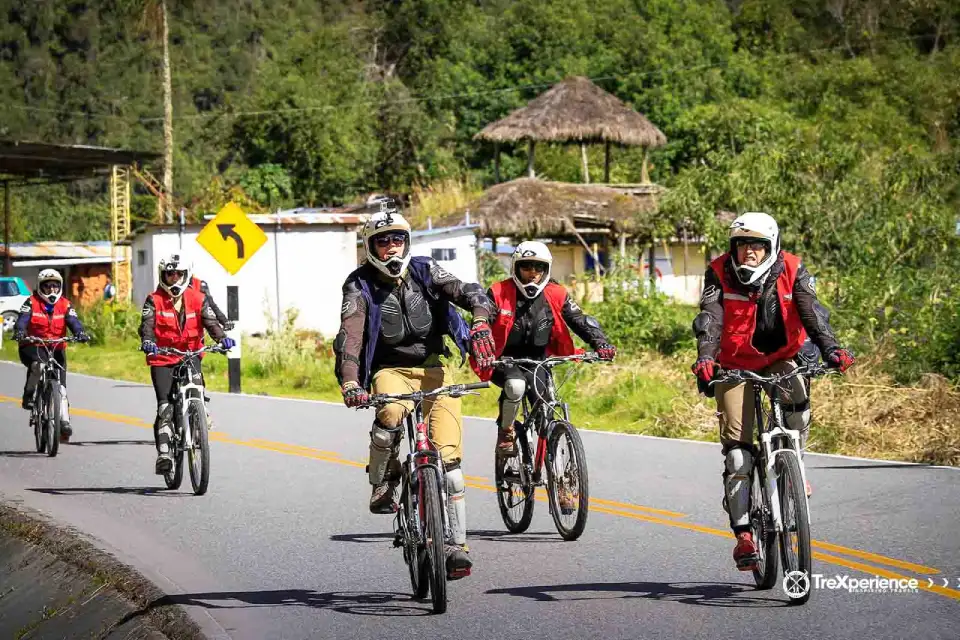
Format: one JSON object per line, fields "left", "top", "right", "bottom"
{"left": 760, "top": 403, "right": 808, "bottom": 533}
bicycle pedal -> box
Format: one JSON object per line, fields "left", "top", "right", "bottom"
{"left": 393, "top": 535, "right": 403, "bottom": 548}
{"left": 735, "top": 555, "right": 759, "bottom": 571}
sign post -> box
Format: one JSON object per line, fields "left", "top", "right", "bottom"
{"left": 197, "top": 202, "right": 267, "bottom": 394}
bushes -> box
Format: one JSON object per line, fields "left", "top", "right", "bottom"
{"left": 77, "top": 302, "right": 143, "bottom": 346}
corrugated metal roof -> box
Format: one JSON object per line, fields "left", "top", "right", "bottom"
{"left": 0, "top": 241, "right": 114, "bottom": 259}
{"left": 246, "top": 212, "right": 368, "bottom": 225}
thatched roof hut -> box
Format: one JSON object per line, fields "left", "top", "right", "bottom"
{"left": 475, "top": 76, "right": 666, "bottom": 183}
{"left": 436, "top": 178, "right": 660, "bottom": 239}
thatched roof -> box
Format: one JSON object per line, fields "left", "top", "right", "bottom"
{"left": 436, "top": 178, "right": 660, "bottom": 238}
{"left": 474, "top": 76, "right": 667, "bottom": 148}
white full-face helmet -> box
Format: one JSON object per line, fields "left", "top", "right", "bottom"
{"left": 157, "top": 252, "right": 192, "bottom": 298}
{"left": 511, "top": 240, "right": 553, "bottom": 299}
{"left": 361, "top": 197, "right": 412, "bottom": 278}
{"left": 729, "top": 212, "right": 780, "bottom": 286}
{"left": 36, "top": 269, "right": 64, "bottom": 305}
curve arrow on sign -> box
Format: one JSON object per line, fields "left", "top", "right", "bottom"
{"left": 218, "top": 224, "right": 245, "bottom": 259}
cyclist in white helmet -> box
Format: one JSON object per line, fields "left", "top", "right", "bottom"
{"left": 14, "top": 269, "right": 90, "bottom": 440}
{"left": 472, "top": 241, "right": 616, "bottom": 478}
{"left": 691, "top": 212, "right": 855, "bottom": 571}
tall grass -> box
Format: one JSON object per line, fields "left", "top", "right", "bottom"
{"left": 407, "top": 177, "right": 483, "bottom": 229}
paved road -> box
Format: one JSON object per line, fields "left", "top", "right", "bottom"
{"left": 0, "top": 360, "right": 958, "bottom": 639}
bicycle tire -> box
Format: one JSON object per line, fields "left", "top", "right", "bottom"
{"left": 164, "top": 405, "right": 185, "bottom": 490}
{"left": 45, "top": 382, "right": 61, "bottom": 457}
{"left": 187, "top": 401, "right": 210, "bottom": 495}
{"left": 420, "top": 469, "right": 447, "bottom": 614}
{"left": 494, "top": 434, "right": 535, "bottom": 533}
{"left": 33, "top": 398, "right": 44, "bottom": 454}
{"left": 401, "top": 480, "right": 429, "bottom": 599}
{"left": 750, "top": 465, "right": 779, "bottom": 589}
{"left": 777, "top": 452, "right": 812, "bottom": 605}
{"left": 545, "top": 421, "right": 589, "bottom": 541}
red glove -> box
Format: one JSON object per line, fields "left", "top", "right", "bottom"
{"left": 470, "top": 319, "right": 496, "bottom": 370}
{"left": 596, "top": 343, "right": 617, "bottom": 361}
{"left": 341, "top": 382, "right": 369, "bottom": 408}
{"left": 826, "top": 348, "right": 855, "bottom": 373}
{"left": 692, "top": 356, "right": 718, "bottom": 382}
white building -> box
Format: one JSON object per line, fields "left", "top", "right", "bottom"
{"left": 131, "top": 210, "right": 365, "bottom": 337}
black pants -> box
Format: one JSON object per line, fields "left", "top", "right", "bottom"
{"left": 150, "top": 359, "right": 203, "bottom": 452}
{"left": 492, "top": 363, "right": 552, "bottom": 426}
{"left": 19, "top": 345, "right": 67, "bottom": 404}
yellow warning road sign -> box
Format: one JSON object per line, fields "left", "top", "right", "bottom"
{"left": 196, "top": 202, "right": 267, "bottom": 275}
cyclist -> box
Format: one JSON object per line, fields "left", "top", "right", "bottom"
{"left": 472, "top": 241, "right": 616, "bottom": 474}
{"left": 139, "top": 253, "right": 234, "bottom": 475}
{"left": 334, "top": 198, "right": 495, "bottom": 579}
{"left": 691, "top": 212, "right": 855, "bottom": 570}
{"left": 13, "top": 269, "right": 90, "bottom": 439}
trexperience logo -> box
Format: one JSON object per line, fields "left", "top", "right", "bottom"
{"left": 783, "top": 571, "right": 922, "bottom": 599}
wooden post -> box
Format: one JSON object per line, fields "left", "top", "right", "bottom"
{"left": 641, "top": 146, "right": 650, "bottom": 184}
{"left": 619, "top": 232, "right": 627, "bottom": 259}
{"left": 592, "top": 241, "right": 600, "bottom": 281}
{"left": 527, "top": 140, "right": 536, "bottom": 178}
{"left": 648, "top": 243, "right": 656, "bottom": 290}
{"left": 580, "top": 143, "right": 590, "bottom": 184}
{"left": 493, "top": 142, "right": 501, "bottom": 183}
{"left": 3, "top": 181, "right": 10, "bottom": 276}
{"left": 604, "top": 141, "right": 611, "bottom": 183}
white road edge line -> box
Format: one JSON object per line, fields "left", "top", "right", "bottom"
{"left": 3, "top": 360, "right": 956, "bottom": 471}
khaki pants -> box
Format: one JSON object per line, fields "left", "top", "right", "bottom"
{"left": 715, "top": 359, "right": 810, "bottom": 450}
{"left": 371, "top": 367, "right": 463, "bottom": 463}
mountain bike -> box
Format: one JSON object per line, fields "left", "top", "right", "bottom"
{"left": 710, "top": 363, "right": 837, "bottom": 605}
{"left": 492, "top": 353, "right": 602, "bottom": 541}
{"left": 20, "top": 337, "right": 77, "bottom": 458}
{"left": 362, "top": 381, "right": 489, "bottom": 614}
{"left": 153, "top": 346, "right": 227, "bottom": 495}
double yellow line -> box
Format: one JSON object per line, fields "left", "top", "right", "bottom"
{"left": 2, "top": 395, "right": 957, "bottom": 602}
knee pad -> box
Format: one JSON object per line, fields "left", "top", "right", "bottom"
{"left": 503, "top": 378, "right": 526, "bottom": 402}
{"left": 445, "top": 462, "right": 465, "bottom": 495}
{"left": 725, "top": 447, "right": 754, "bottom": 479}
{"left": 724, "top": 446, "right": 754, "bottom": 528}
{"left": 28, "top": 362, "right": 42, "bottom": 375}
{"left": 370, "top": 419, "right": 401, "bottom": 451}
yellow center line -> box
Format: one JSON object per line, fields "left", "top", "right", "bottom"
{"left": 2, "top": 394, "right": 952, "bottom": 598}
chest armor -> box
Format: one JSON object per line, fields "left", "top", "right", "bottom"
{"left": 379, "top": 277, "right": 434, "bottom": 345}
{"left": 510, "top": 296, "right": 552, "bottom": 348}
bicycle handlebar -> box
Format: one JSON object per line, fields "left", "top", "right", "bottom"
{"left": 708, "top": 363, "right": 838, "bottom": 387}
{"left": 17, "top": 336, "right": 80, "bottom": 345}
{"left": 150, "top": 345, "right": 230, "bottom": 357}
{"left": 362, "top": 381, "right": 490, "bottom": 408}
{"left": 493, "top": 352, "right": 603, "bottom": 368}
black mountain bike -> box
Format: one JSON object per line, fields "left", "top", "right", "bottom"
{"left": 492, "top": 353, "right": 602, "bottom": 541}
{"left": 152, "top": 346, "right": 227, "bottom": 495}
{"left": 362, "top": 381, "right": 489, "bottom": 614}
{"left": 20, "top": 337, "right": 76, "bottom": 458}
{"left": 710, "top": 363, "right": 836, "bottom": 605}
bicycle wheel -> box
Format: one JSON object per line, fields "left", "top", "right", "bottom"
{"left": 401, "top": 479, "right": 429, "bottom": 599}
{"left": 164, "top": 408, "right": 185, "bottom": 490}
{"left": 545, "top": 421, "right": 589, "bottom": 541}
{"left": 750, "top": 465, "right": 779, "bottom": 589}
{"left": 494, "top": 428, "right": 535, "bottom": 533}
{"left": 33, "top": 399, "right": 44, "bottom": 453}
{"left": 187, "top": 400, "right": 210, "bottom": 495}
{"left": 45, "top": 382, "right": 61, "bottom": 458}
{"left": 778, "top": 453, "right": 812, "bottom": 605}
{"left": 419, "top": 468, "right": 447, "bottom": 614}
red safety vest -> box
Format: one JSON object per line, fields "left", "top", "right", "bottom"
{"left": 471, "top": 279, "right": 581, "bottom": 381}
{"left": 146, "top": 287, "right": 206, "bottom": 367}
{"left": 190, "top": 276, "right": 202, "bottom": 291}
{"left": 711, "top": 251, "right": 807, "bottom": 370}
{"left": 27, "top": 295, "right": 70, "bottom": 349}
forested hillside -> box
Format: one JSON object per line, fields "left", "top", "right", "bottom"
{"left": 2, "top": 0, "right": 959, "bottom": 378}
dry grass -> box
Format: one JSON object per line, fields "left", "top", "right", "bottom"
{"left": 407, "top": 178, "right": 483, "bottom": 229}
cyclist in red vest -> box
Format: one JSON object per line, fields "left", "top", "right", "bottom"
{"left": 691, "top": 212, "right": 854, "bottom": 571}
{"left": 13, "top": 269, "right": 90, "bottom": 439}
{"left": 189, "top": 274, "right": 232, "bottom": 331}
{"left": 473, "top": 241, "right": 616, "bottom": 469}
{"left": 139, "top": 253, "right": 234, "bottom": 475}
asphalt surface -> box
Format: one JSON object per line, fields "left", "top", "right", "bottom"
{"left": 0, "top": 360, "right": 958, "bottom": 639}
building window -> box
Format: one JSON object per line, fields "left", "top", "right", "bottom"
{"left": 431, "top": 248, "right": 456, "bottom": 261}
{"left": 137, "top": 250, "right": 147, "bottom": 266}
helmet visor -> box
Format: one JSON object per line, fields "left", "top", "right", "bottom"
{"left": 39, "top": 281, "right": 61, "bottom": 295}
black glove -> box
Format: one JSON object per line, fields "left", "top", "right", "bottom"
{"left": 75, "top": 332, "right": 91, "bottom": 343}
{"left": 13, "top": 330, "right": 25, "bottom": 342}
{"left": 222, "top": 320, "right": 235, "bottom": 332}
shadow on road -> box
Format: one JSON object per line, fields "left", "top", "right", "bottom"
{"left": 467, "top": 529, "right": 564, "bottom": 543}
{"left": 329, "top": 532, "right": 396, "bottom": 544}
{"left": 124, "top": 590, "right": 431, "bottom": 619}
{"left": 0, "top": 450, "right": 44, "bottom": 458}
{"left": 67, "top": 439, "right": 153, "bottom": 447}
{"left": 486, "top": 581, "right": 785, "bottom": 608}
{"left": 27, "top": 486, "right": 184, "bottom": 497}
{"left": 812, "top": 463, "right": 941, "bottom": 470}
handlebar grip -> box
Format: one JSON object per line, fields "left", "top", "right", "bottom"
{"left": 462, "top": 382, "right": 490, "bottom": 391}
